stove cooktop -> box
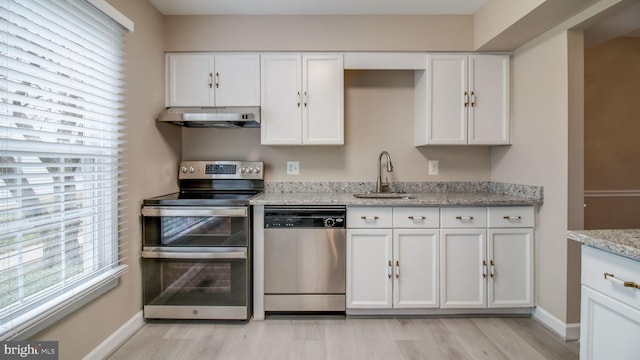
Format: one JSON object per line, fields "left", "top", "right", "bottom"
{"left": 142, "top": 191, "right": 261, "bottom": 207}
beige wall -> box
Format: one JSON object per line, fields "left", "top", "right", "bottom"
{"left": 474, "top": 0, "right": 603, "bottom": 51}
{"left": 183, "top": 70, "right": 491, "bottom": 181}
{"left": 491, "top": 31, "right": 570, "bottom": 322}
{"left": 474, "top": 0, "right": 544, "bottom": 49}
{"left": 164, "top": 15, "right": 474, "bottom": 52}
{"left": 584, "top": 36, "right": 640, "bottom": 229}
{"left": 31, "top": 1, "right": 181, "bottom": 359}
{"left": 566, "top": 30, "right": 584, "bottom": 325}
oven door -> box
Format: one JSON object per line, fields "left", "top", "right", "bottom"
{"left": 142, "top": 247, "right": 250, "bottom": 320}
{"left": 141, "top": 206, "right": 249, "bottom": 247}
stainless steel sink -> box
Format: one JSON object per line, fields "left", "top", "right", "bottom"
{"left": 353, "top": 192, "right": 416, "bottom": 199}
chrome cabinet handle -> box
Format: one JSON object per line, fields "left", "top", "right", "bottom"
{"left": 490, "top": 260, "right": 495, "bottom": 278}
{"left": 361, "top": 216, "right": 379, "bottom": 221}
{"left": 604, "top": 272, "right": 640, "bottom": 289}
{"left": 408, "top": 216, "right": 426, "bottom": 221}
{"left": 388, "top": 260, "right": 393, "bottom": 278}
{"left": 464, "top": 91, "right": 469, "bottom": 107}
{"left": 297, "top": 91, "right": 301, "bottom": 108}
{"left": 503, "top": 216, "right": 522, "bottom": 220}
{"left": 208, "top": 72, "right": 213, "bottom": 89}
{"left": 482, "top": 260, "right": 487, "bottom": 278}
{"left": 215, "top": 72, "right": 220, "bottom": 88}
{"left": 456, "top": 216, "right": 474, "bottom": 221}
{"left": 470, "top": 91, "right": 476, "bottom": 107}
{"left": 304, "top": 91, "right": 308, "bottom": 108}
{"left": 395, "top": 260, "right": 400, "bottom": 278}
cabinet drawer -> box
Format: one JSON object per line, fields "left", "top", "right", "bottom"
{"left": 440, "top": 207, "right": 487, "bottom": 228}
{"left": 487, "top": 206, "right": 534, "bottom": 228}
{"left": 582, "top": 246, "right": 640, "bottom": 310}
{"left": 393, "top": 207, "right": 440, "bottom": 228}
{"left": 347, "top": 207, "right": 393, "bottom": 228}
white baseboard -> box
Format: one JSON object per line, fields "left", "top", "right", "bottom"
{"left": 532, "top": 306, "right": 580, "bottom": 341}
{"left": 83, "top": 311, "right": 144, "bottom": 360}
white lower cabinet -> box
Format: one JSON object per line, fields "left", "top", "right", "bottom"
{"left": 487, "top": 228, "right": 534, "bottom": 307}
{"left": 440, "top": 207, "right": 534, "bottom": 309}
{"left": 346, "top": 228, "right": 393, "bottom": 308}
{"left": 440, "top": 228, "right": 487, "bottom": 308}
{"left": 394, "top": 229, "right": 439, "bottom": 308}
{"left": 347, "top": 206, "right": 534, "bottom": 312}
{"left": 580, "top": 246, "right": 640, "bottom": 360}
{"left": 346, "top": 207, "right": 439, "bottom": 309}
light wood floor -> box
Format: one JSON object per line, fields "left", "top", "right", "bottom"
{"left": 108, "top": 316, "right": 579, "bottom": 360}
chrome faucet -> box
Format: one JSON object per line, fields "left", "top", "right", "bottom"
{"left": 376, "top": 151, "right": 394, "bottom": 193}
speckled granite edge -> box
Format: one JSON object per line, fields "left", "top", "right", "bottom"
{"left": 265, "top": 181, "right": 543, "bottom": 203}
{"left": 490, "top": 182, "right": 543, "bottom": 201}
{"left": 568, "top": 230, "right": 640, "bottom": 262}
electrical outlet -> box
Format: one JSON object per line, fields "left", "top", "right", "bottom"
{"left": 287, "top": 161, "right": 300, "bottom": 175}
{"left": 428, "top": 160, "right": 439, "bottom": 175}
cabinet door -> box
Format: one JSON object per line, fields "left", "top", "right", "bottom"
{"left": 166, "top": 54, "right": 214, "bottom": 107}
{"left": 393, "top": 229, "right": 439, "bottom": 308}
{"left": 424, "top": 54, "right": 468, "bottom": 145}
{"left": 302, "top": 54, "right": 344, "bottom": 145}
{"left": 346, "top": 229, "right": 393, "bottom": 309}
{"left": 260, "top": 54, "right": 303, "bottom": 144}
{"left": 487, "top": 228, "right": 533, "bottom": 307}
{"left": 580, "top": 286, "right": 640, "bottom": 360}
{"left": 440, "top": 229, "right": 486, "bottom": 308}
{"left": 214, "top": 54, "right": 260, "bottom": 106}
{"left": 468, "top": 55, "right": 510, "bottom": 145}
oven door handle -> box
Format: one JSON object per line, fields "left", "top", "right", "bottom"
{"left": 141, "top": 207, "right": 248, "bottom": 217}
{"left": 141, "top": 247, "right": 247, "bottom": 260}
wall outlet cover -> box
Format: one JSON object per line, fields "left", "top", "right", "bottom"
{"left": 428, "top": 160, "right": 439, "bottom": 175}
{"left": 287, "top": 161, "right": 300, "bottom": 175}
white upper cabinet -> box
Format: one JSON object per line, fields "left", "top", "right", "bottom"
{"left": 261, "top": 54, "right": 344, "bottom": 145}
{"left": 415, "top": 53, "right": 510, "bottom": 146}
{"left": 166, "top": 53, "right": 260, "bottom": 107}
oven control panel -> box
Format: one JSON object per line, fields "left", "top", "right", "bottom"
{"left": 179, "top": 161, "right": 264, "bottom": 180}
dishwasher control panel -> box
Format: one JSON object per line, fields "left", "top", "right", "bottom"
{"left": 264, "top": 207, "right": 346, "bottom": 228}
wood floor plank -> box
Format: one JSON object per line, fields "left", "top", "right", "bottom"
{"left": 440, "top": 318, "right": 511, "bottom": 360}
{"left": 107, "top": 316, "right": 579, "bottom": 360}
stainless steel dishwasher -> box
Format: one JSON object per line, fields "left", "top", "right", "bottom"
{"left": 264, "top": 206, "right": 346, "bottom": 312}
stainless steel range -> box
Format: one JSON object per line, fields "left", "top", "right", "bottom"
{"left": 141, "top": 160, "right": 263, "bottom": 320}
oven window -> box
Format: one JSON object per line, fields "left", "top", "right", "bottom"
{"left": 143, "top": 215, "right": 248, "bottom": 247}
{"left": 143, "top": 258, "right": 248, "bottom": 307}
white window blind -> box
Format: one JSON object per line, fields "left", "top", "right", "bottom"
{"left": 0, "top": 0, "right": 128, "bottom": 339}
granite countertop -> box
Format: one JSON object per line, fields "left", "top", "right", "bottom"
{"left": 250, "top": 181, "right": 543, "bottom": 207}
{"left": 251, "top": 191, "right": 540, "bottom": 206}
{"left": 568, "top": 229, "right": 640, "bottom": 262}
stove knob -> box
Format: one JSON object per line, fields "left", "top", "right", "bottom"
{"left": 255, "top": 167, "right": 261, "bottom": 174}
{"left": 247, "top": 167, "right": 254, "bottom": 173}
{"left": 240, "top": 167, "right": 246, "bottom": 174}
{"left": 189, "top": 166, "right": 196, "bottom": 173}
{"left": 181, "top": 166, "right": 188, "bottom": 173}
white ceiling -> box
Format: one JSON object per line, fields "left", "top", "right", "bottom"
{"left": 148, "top": 0, "right": 489, "bottom": 15}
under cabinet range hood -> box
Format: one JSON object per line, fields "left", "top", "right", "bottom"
{"left": 157, "top": 106, "right": 261, "bottom": 128}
